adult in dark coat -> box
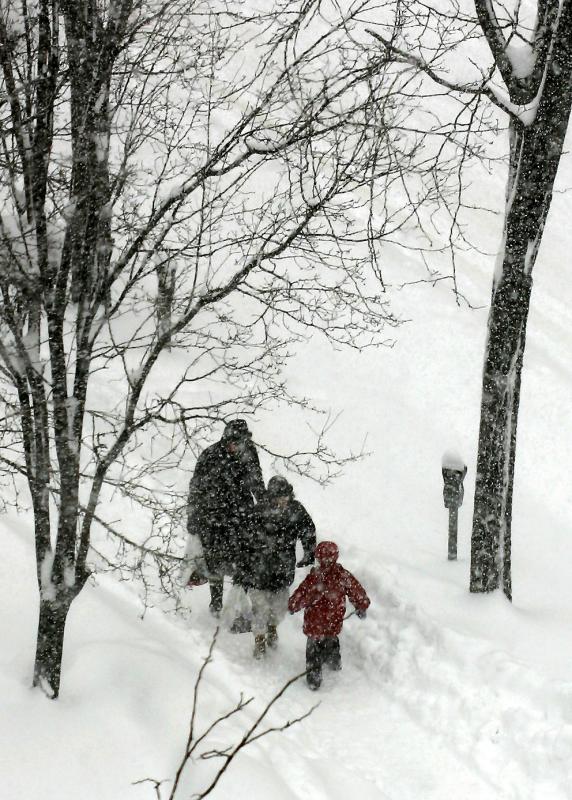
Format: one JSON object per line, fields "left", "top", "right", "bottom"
{"left": 237, "top": 475, "right": 316, "bottom": 657}
{"left": 186, "top": 419, "right": 265, "bottom": 615}
{"left": 238, "top": 476, "right": 316, "bottom": 591}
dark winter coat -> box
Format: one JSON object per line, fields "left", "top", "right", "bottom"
{"left": 237, "top": 497, "right": 316, "bottom": 592}
{"left": 288, "top": 562, "right": 370, "bottom": 638}
{"left": 187, "top": 439, "right": 265, "bottom": 573}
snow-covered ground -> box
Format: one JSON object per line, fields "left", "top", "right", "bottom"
{"left": 3, "top": 180, "right": 572, "bottom": 797}
{"left": 3, "top": 14, "right": 572, "bottom": 800}
{"left": 0, "top": 518, "right": 504, "bottom": 800}
{"left": 3, "top": 145, "right": 572, "bottom": 798}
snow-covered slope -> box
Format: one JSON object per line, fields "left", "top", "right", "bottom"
{"left": 0, "top": 518, "right": 509, "bottom": 799}
{"left": 4, "top": 163, "right": 572, "bottom": 799}
{"left": 3, "top": 12, "right": 572, "bottom": 800}
{"left": 3, "top": 427, "right": 572, "bottom": 800}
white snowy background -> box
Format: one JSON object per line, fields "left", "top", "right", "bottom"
{"left": 2, "top": 10, "right": 572, "bottom": 800}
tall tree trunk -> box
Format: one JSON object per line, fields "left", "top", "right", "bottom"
{"left": 32, "top": 594, "right": 73, "bottom": 699}
{"left": 470, "top": 11, "right": 572, "bottom": 596}
{"left": 470, "top": 256, "right": 531, "bottom": 598}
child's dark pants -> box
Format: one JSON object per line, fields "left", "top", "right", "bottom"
{"left": 306, "top": 636, "right": 341, "bottom": 689}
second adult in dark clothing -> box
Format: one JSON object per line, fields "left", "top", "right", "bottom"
{"left": 238, "top": 475, "right": 316, "bottom": 657}
{"left": 186, "top": 419, "right": 265, "bottom": 615}
{"left": 238, "top": 475, "right": 316, "bottom": 591}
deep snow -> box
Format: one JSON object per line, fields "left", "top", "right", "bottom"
{"left": 4, "top": 148, "right": 572, "bottom": 798}
{"left": 0, "top": 517, "right": 494, "bottom": 800}
{"left": 3, "top": 14, "right": 572, "bottom": 800}
{"left": 4, "top": 166, "right": 572, "bottom": 797}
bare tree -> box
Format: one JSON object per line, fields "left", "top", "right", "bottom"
{"left": 466, "top": 1, "right": 572, "bottom": 600}
{"left": 0, "top": 0, "right": 480, "bottom": 698}
{"left": 369, "top": 0, "right": 572, "bottom": 600}
{"left": 134, "top": 629, "right": 316, "bottom": 799}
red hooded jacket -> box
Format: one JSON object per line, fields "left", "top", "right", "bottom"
{"left": 288, "top": 542, "right": 370, "bottom": 638}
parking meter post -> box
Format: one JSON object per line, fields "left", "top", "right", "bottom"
{"left": 448, "top": 507, "right": 458, "bottom": 560}
{"left": 441, "top": 456, "right": 467, "bottom": 563}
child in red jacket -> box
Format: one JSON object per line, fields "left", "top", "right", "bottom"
{"left": 288, "top": 541, "right": 370, "bottom": 690}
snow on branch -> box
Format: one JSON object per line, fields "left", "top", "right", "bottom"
{"left": 367, "top": 26, "right": 554, "bottom": 126}
{"left": 474, "top": 0, "right": 562, "bottom": 105}
{"left": 367, "top": 28, "right": 518, "bottom": 119}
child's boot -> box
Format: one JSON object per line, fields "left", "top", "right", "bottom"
{"left": 266, "top": 624, "right": 278, "bottom": 649}
{"left": 306, "top": 668, "right": 322, "bottom": 690}
{"left": 253, "top": 634, "right": 266, "bottom": 659}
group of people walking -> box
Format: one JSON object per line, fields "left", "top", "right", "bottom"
{"left": 186, "top": 419, "right": 370, "bottom": 690}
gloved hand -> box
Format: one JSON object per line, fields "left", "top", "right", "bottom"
{"left": 296, "top": 554, "right": 314, "bottom": 568}
{"left": 356, "top": 609, "right": 367, "bottom": 619}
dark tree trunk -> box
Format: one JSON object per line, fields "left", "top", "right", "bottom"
{"left": 33, "top": 595, "right": 73, "bottom": 699}
{"left": 470, "top": 263, "right": 531, "bottom": 598}
{"left": 470, "top": 7, "right": 572, "bottom": 598}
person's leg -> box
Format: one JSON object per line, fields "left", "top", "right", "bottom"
{"left": 253, "top": 633, "right": 266, "bottom": 659}
{"left": 325, "top": 636, "right": 342, "bottom": 670}
{"left": 229, "top": 581, "right": 252, "bottom": 633}
{"left": 249, "top": 589, "right": 269, "bottom": 658}
{"left": 203, "top": 542, "right": 224, "bottom": 617}
{"left": 306, "top": 637, "right": 324, "bottom": 690}
{"left": 208, "top": 575, "right": 224, "bottom": 617}
{"left": 266, "top": 588, "right": 289, "bottom": 648}
{"left": 266, "top": 623, "right": 278, "bottom": 649}
{"left": 249, "top": 590, "right": 268, "bottom": 635}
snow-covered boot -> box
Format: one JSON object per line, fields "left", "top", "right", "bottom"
{"left": 306, "top": 669, "right": 322, "bottom": 691}
{"left": 230, "top": 614, "right": 251, "bottom": 634}
{"left": 266, "top": 624, "right": 278, "bottom": 649}
{"left": 253, "top": 634, "right": 266, "bottom": 659}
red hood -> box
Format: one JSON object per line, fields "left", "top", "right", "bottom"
{"left": 315, "top": 541, "right": 339, "bottom": 568}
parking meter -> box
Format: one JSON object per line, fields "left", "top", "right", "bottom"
{"left": 442, "top": 466, "right": 466, "bottom": 509}
{"left": 441, "top": 457, "right": 467, "bottom": 560}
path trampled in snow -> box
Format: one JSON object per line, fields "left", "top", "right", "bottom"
{"left": 156, "top": 583, "right": 495, "bottom": 800}
{"left": 2, "top": 521, "right": 569, "bottom": 800}
{"left": 175, "top": 582, "right": 496, "bottom": 800}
